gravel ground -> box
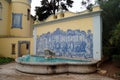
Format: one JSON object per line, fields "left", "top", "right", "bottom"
{"left": 0, "top": 62, "right": 115, "bottom": 80}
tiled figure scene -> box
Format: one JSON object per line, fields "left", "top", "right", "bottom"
{"left": 36, "top": 28, "right": 93, "bottom": 59}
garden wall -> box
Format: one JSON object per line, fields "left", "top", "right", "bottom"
{"left": 33, "top": 9, "right": 102, "bottom": 60}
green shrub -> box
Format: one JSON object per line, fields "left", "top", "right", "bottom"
{"left": 0, "top": 57, "right": 14, "bottom": 64}
{"left": 109, "top": 22, "right": 120, "bottom": 55}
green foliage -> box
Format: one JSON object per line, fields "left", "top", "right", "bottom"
{"left": 99, "top": 0, "right": 120, "bottom": 40}
{"left": 35, "top": 0, "right": 73, "bottom": 21}
{"left": 98, "top": 0, "right": 120, "bottom": 55}
{"left": 109, "top": 23, "right": 120, "bottom": 55}
{"left": 109, "top": 22, "right": 120, "bottom": 46}
{"left": 110, "top": 23, "right": 120, "bottom": 66}
{"left": 0, "top": 57, "right": 14, "bottom": 64}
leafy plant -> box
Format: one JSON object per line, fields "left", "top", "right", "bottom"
{"left": 98, "top": 0, "right": 120, "bottom": 56}
{"left": 109, "top": 22, "right": 120, "bottom": 46}
{"left": 109, "top": 22, "right": 120, "bottom": 55}
{"left": 0, "top": 57, "right": 14, "bottom": 64}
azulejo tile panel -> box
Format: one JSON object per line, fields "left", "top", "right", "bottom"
{"left": 36, "top": 28, "right": 93, "bottom": 59}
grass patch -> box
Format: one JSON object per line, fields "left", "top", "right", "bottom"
{"left": 0, "top": 57, "right": 14, "bottom": 64}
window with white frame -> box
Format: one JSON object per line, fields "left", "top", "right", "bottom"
{"left": 0, "top": 2, "right": 2, "bottom": 20}
{"left": 12, "top": 13, "right": 22, "bottom": 29}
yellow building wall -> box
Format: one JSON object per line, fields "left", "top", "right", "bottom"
{"left": 36, "top": 17, "right": 93, "bottom": 36}
{"left": 0, "top": 0, "right": 34, "bottom": 58}
{"left": 30, "top": 16, "right": 34, "bottom": 37}
{"left": 10, "top": 0, "right": 31, "bottom": 37}
{"left": 0, "top": 38, "right": 33, "bottom": 58}
{"left": 12, "top": 0, "right": 30, "bottom": 4}
{"left": 0, "top": 0, "right": 10, "bottom": 36}
{"left": 93, "top": 5, "right": 101, "bottom": 12}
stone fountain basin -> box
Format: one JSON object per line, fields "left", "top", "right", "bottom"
{"left": 15, "top": 57, "right": 98, "bottom": 74}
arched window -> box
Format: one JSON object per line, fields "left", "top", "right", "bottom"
{"left": 0, "top": 2, "right": 2, "bottom": 20}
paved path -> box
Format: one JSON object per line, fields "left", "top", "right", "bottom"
{"left": 0, "top": 62, "right": 115, "bottom": 80}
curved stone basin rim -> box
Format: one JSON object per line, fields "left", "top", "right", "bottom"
{"left": 15, "top": 57, "right": 99, "bottom": 74}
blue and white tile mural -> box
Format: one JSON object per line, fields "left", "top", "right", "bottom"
{"left": 36, "top": 28, "right": 93, "bottom": 59}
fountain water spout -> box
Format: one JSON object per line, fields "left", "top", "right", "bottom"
{"left": 44, "top": 49, "right": 55, "bottom": 59}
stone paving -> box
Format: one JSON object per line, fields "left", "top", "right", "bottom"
{"left": 0, "top": 62, "right": 115, "bottom": 80}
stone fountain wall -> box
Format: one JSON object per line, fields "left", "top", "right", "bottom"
{"left": 33, "top": 10, "right": 102, "bottom": 60}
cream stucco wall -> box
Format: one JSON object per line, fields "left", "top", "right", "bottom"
{"left": 0, "top": 38, "right": 33, "bottom": 58}
{"left": 0, "top": 0, "right": 33, "bottom": 58}
{"left": 36, "top": 17, "right": 93, "bottom": 36}
{"left": 10, "top": 0, "right": 31, "bottom": 37}
{"left": 0, "top": 0, "right": 10, "bottom": 36}
{"left": 12, "top": 0, "right": 30, "bottom": 4}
